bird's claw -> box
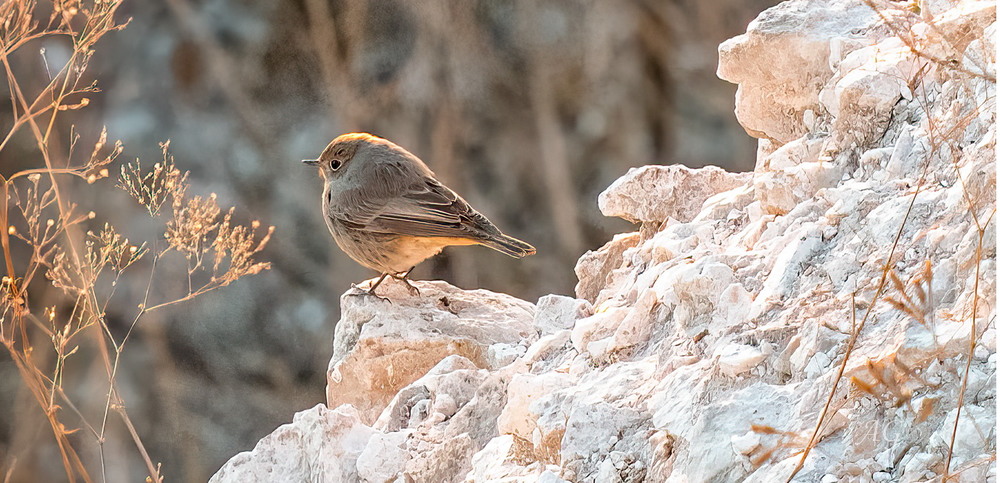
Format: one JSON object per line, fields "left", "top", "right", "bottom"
{"left": 348, "top": 283, "right": 391, "bottom": 303}
{"left": 391, "top": 273, "right": 420, "bottom": 296}
{"left": 402, "top": 279, "right": 420, "bottom": 297}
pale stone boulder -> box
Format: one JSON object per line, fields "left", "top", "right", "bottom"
{"left": 497, "top": 372, "right": 574, "bottom": 441}
{"left": 213, "top": 1, "right": 997, "bottom": 481}
{"left": 533, "top": 294, "right": 593, "bottom": 335}
{"left": 714, "top": 343, "right": 768, "bottom": 377}
{"left": 356, "top": 431, "right": 409, "bottom": 483}
{"left": 597, "top": 164, "right": 750, "bottom": 224}
{"left": 210, "top": 404, "right": 374, "bottom": 483}
{"left": 327, "top": 280, "right": 535, "bottom": 424}
{"left": 373, "top": 355, "right": 484, "bottom": 432}
{"left": 718, "top": 0, "right": 883, "bottom": 143}
{"left": 574, "top": 232, "right": 639, "bottom": 303}
{"left": 751, "top": 137, "right": 844, "bottom": 215}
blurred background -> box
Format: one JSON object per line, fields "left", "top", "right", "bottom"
{"left": 1, "top": 0, "right": 778, "bottom": 480}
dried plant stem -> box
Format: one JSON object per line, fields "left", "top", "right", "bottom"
{"left": 785, "top": 4, "right": 992, "bottom": 474}
{"left": 943, "top": 206, "right": 995, "bottom": 480}
{"left": 0, "top": 64, "right": 96, "bottom": 474}
{"left": 785, "top": 143, "right": 933, "bottom": 482}
{"left": 861, "top": 0, "right": 995, "bottom": 83}
{"left": 2, "top": 339, "right": 92, "bottom": 482}
{"left": 1, "top": 4, "right": 271, "bottom": 481}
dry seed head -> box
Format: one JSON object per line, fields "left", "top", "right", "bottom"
{"left": 890, "top": 271, "right": 906, "bottom": 294}
{"left": 7, "top": 226, "right": 15, "bottom": 235}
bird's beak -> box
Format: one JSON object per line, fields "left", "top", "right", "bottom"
{"left": 302, "top": 159, "right": 320, "bottom": 166}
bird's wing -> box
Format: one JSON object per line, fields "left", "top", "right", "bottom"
{"left": 331, "top": 164, "right": 497, "bottom": 239}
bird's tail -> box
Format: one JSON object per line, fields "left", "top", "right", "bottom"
{"left": 479, "top": 233, "right": 536, "bottom": 258}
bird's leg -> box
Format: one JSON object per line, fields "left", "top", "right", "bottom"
{"left": 348, "top": 273, "right": 391, "bottom": 302}
{"left": 368, "top": 273, "right": 390, "bottom": 293}
{"left": 393, "top": 267, "right": 420, "bottom": 296}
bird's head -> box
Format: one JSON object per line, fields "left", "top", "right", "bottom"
{"left": 302, "top": 132, "right": 378, "bottom": 179}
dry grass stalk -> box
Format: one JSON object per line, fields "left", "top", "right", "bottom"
{"left": 785, "top": 3, "right": 994, "bottom": 479}
{"left": 0, "top": 1, "right": 273, "bottom": 481}
{"left": 861, "top": 0, "right": 995, "bottom": 83}
{"left": 943, "top": 200, "right": 993, "bottom": 481}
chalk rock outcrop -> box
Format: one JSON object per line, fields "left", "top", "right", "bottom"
{"left": 326, "top": 281, "right": 536, "bottom": 424}
{"left": 214, "top": 0, "right": 995, "bottom": 481}
{"left": 717, "top": 0, "right": 885, "bottom": 144}
{"left": 209, "top": 404, "right": 374, "bottom": 483}
{"left": 598, "top": 165, "right": 751, "bottom": 224}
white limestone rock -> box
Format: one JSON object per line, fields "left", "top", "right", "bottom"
{"left": 606, "top": 288, "right": 660, "bottom": 357}
{"left": 497, "top": 372, "right": 574, "bottom": 441}
{"left": 534, "top": 294, "right": 593, "bottom": 335}
{"left": 373, "top": 355, "right": 485, "bottom": 432}
{"left": 214, "top": 1, "right": 996, "bottom": 482}
{"left": 560, "top": 402, "right": 651, "bottom": 482}
{"left": 211, "top": 404, "right": 374, "bottom": 483}
{"left": 574, "top": 232, "right": 639, "bottom": 303}
{"left": 928, "top": 405, "right": 995, "bottom": 481}
{"left": 487, "top": 343, "right": 526, "bottom": 369}
{"left": 356, "top": 431, "right": 410, "bottom": 483}
{"left": 752, "top": 138, "right": 844, "bottom": 215}
{"left": 401, "top": 365, "right": 525, "bottom": 482}
{"left": 598, "top": 164, "right": 751, "bottom": 224}
{"left": 717, "top": 0, "right": 883, "bottom": 143}
{"left": 327, "top": 280, "right": 535, "bottom": 423}
{"left": 465, "top": 435, "right": 556, "bottom": 482}
{"left": 570, "top": 307, "right": 628, "bottom": 357}
{"left": 715, "top": 343, "right": 767, "bottom": 377}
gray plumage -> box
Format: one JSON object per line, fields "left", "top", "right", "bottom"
{"left": 304, "top": 133, "right": 535, "bottom": 292}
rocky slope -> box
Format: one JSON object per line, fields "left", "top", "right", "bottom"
{"left": 211, "top": 0, "right": 996, "bottom": 481}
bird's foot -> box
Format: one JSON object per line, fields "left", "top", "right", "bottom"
{"left": 348, "top": 282, "right": 391, "bottom": 303}
{"left": 400, "top": 278, "right": 420, "bottom": 297}
{"left": 392, "top": 268, "right": 420, "bottom": 297}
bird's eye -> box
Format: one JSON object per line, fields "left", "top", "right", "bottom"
{"left": 329, "top": 159, "right": 342, "bottom": 171}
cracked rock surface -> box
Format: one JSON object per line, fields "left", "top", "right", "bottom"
{"left": 214, "top": 1, "right": 995, "bottom": 481}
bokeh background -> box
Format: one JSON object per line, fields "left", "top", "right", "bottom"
{"left": 1, "top": 0, "right": 779, "bottom": 480}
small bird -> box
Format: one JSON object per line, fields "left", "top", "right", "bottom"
{"left": 304, "top": 133, "right": 536, "bottom": 296}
